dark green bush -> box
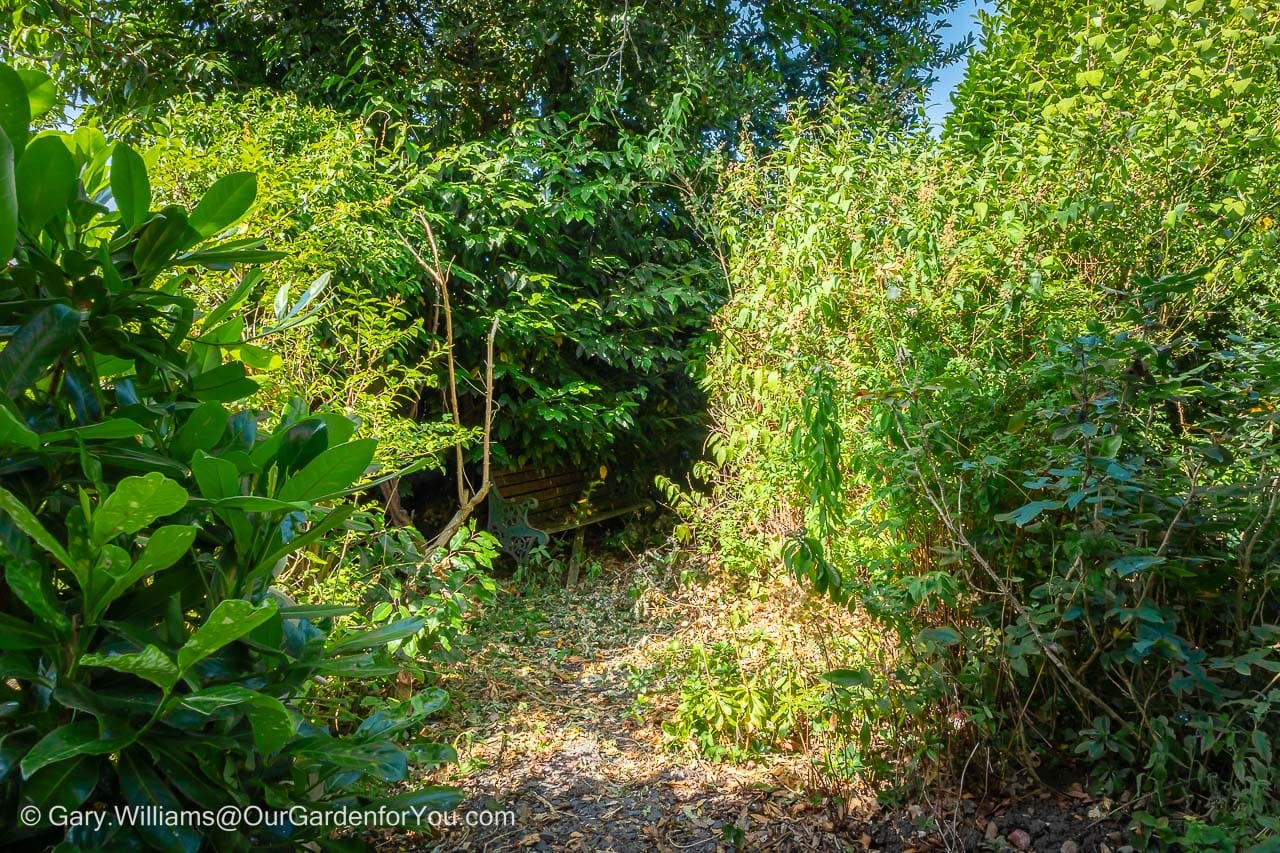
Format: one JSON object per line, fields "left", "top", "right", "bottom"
{"left": 148, "top": 90, "right": 723, "bottom": 487}
{"left": 0, "top": 66, "right": 459, "bottom": 849}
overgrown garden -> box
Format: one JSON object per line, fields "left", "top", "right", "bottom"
{"left": 1, "top": 0, "right": 1277, "bottom": 849}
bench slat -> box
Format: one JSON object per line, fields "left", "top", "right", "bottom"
{"left": 493, "top": 467, "right": 584, "bottom": 488}
{"left": 541, "top": 501, "right": 654, "bottom": 535}
{"left": 499, "top": 473, "right": 591, "bottom": 499}
{"left": 488, "top": 465, "right": 650, "bottom": 566}
{"left": 530, "top": 504, "right": 584, "bottom": 522}
{"left": 492, "top": 464, "right": 545, "bottom": 480}
{"left": 518, "top": 484, "right": 590, "bottom": 505}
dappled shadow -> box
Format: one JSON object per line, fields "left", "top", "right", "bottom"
{"left": 402, "top": 552, "right": 855, "bottom": 851}
{"left": 437, "top": 755, "right": 842, "bottom": 851}
{"left": 371, "top": 551, "right": 1129, "bottom": 852}
{"left": 425, "top": 650, "right": 851, "bottom": 852}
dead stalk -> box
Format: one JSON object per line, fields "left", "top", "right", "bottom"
{"left": 396, "top": 215, "right": 500, "bottom": 546}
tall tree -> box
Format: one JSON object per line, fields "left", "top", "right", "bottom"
{"left": 6, "top": 0, "right": 964, "bottom": 142}
{"left": 1, "top": 0, "right": 969, "bottom": 481}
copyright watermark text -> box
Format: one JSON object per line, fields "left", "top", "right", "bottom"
{"left": 20, "top": 804, "right": 516, "bottom": 832}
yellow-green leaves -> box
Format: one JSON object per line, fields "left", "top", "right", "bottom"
{"left": 276, "top": 438, "right": 377, "bottom": 502}
{"left": 0, "top": 405, "right": 38, "bottom": 449}
{"left": 0, "top": 125, "right": 15, "bottom": 262}
{"left": 188, "top": 171, "right": 256, "bottom": 237}
{"left": 0, "top": 64, "right": 31, "bottom": 154}
{"left": 0, "top": 66, "right": 57, "bottom": 154}
{"left": 1076, "top": 69, "right": 1105, "bottom": 88}
{"left": 80, "top": 645, "right": 180, "bottom": 692}
{"left": 15, "top": 69, "right": 56, "bottom": 119}
{"left": 90, "top": 472, "right": 188, "bottom": 546}
{"left": 1162, "top": 202, "right": 1189, "bottom": 229}
{"left": 176, "top": 599, "right": 277, "bottom": 672}
{"left": 15, "top": 135, "right": 76, "bottom": 231}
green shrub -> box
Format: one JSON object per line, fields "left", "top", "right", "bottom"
{"left": 149, "top": 90, "right": 722, "bottom": 486}
{"left": 289, "top": 517, "right": 499, "bottom": 685}
{"left": 148, "top": 91, "right": 464, "bottom": 471}
{"left": 695, "top": 0, "right": 1280, "bottom": 843}
{"left": 656, "top": 637, "right": 824, "bottom": 763}
{"left": 0, "top": 67, "right": 459, "bottom": 849}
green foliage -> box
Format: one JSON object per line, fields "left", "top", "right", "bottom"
{"left": 145, "top": 92, "right": 460, "bottom": 471}
{"left": 696, "top": 0, "right": 1280, "bottom": 843}
{"left": 413, "top": 101, "right": 724, "bottom": 473}
{"left": 655, "top": 637, "right": 823, "bottom": 763}
{"left": 637, "top": 597, "right": 952, "bottom": 783}
{"left": 0, "top": 70, "right": 460, "bottom": 848}
{"left": 6, "top": 0, "right": 964, "bottom": 143}
{"left": 5, "top": 0, "right": 971, "bottom": 498}
{"left": 290, "top": 518, "right": 499, "bottom": 678}
{"left": 145, "top": 88, "right": 722, "bottom": 481}
{"left": 5, "top": 0, "right": 970, "bottom": 490}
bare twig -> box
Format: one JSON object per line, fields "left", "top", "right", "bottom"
{"left": 1239, "top": 471, "right": 1280, "bottom": 631}
{"left": 429, "top": 315, "right": 500, "bottom": 552}
{"left": 1155, "top": 460, "right": 1202, "bottom": 558}
{"left": 397, "top": 216, "right": 472, "bottom": 503}
{"left": 439, "top": 253, "right": 470, "bottom": 505}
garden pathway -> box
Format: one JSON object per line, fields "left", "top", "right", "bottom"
{"left": 377, "top": 548, "right": 1127, "bottom": 852}
{"left": 420, "top": 552, "right": 856, "bottom": 851}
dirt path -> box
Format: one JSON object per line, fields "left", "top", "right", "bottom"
{"left": 416, "top": 552, "right": 851, "bottom": 851}
{"left": 379, "top": 549, "right": 1129, "bottom": 852}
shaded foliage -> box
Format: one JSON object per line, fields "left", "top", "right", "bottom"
{"left": 7, "top": 0, "right": 964, "bottom": 144}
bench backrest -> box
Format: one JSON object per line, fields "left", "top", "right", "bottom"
{"left": 492, "top": 466, "right": 599, "bottom": 526}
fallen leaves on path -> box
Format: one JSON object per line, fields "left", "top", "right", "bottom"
{"left": 393, "top": 549, "right": 866, "bottom": 851}
{"left": 369, "top": 546, "right": 1130, "bottom": 852}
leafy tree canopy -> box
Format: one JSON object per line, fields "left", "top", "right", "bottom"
{"left": 0, "top": 0, "right": 971, "bottom": 484}
{"left": 7, "top": 0, "right": 965, "bottom": 143}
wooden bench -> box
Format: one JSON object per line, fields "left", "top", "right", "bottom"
{"left": 487, "top": 466, "right": 652, "bottom": 584}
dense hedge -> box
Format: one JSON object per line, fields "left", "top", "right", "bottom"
{"left": 696, "top": 1, "right": 1280, "bottom": 844}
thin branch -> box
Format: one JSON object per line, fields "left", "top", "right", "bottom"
{"left": 429, "top": 316, "right": 500, "bottom": 551}
{"left": 397, "top": 216, "right": 471, "bottom": 504}
{"left": 890, "top": 404, "right": 1130, "bottom": 732}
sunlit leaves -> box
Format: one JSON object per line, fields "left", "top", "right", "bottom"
{"left": 0, "top": 64, "right": 30, "bottom": 153}
{"left": 14, "top": 135, "right": 76, "bottom": 230}
{"left": 90, "top": 473, "right": 188, "bottom": 546}
{"left": 188, "top": 171, "right": 255, "bottom": 236}
{"left": 0, "top": 65, "right": 452, "bottom": 851}
{"left": 110, "top": 143, "right": 150, "bottom": 227}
